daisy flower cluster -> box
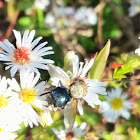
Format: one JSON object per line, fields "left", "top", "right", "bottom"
{"left": 0, "top": 29, "right": 134, "bottom": 139}
{"left": 0, "top": 29, "right": 54, "bottom": 139}
{"left": 0, "top": 29, "right": 107, "bottom": 139}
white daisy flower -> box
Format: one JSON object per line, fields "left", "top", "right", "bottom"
{"left": 0, "top": 76, "right": 22, "bottom": 131}
{"left": 7, "top": 69, "right": 50, "bottom": 128}
{"left": 0, "top": 126, "right": 17, "bottom": 140}
{"left": 45, "top": 13, "right": 57, "bottom": 33}
{"left": 135, "top": 37, "right": 140, "bottom": 56}
{"left": 129, "top": 0, "right": 140, "bottom": 17}
{"left": 35, "top": 0, "right": 50, "bottom": 10}
{"left": 74, "top": 7, "right": 97, "bottom": 25}
{"left": 0, "top": 29, "right": 54, "bottom": 77}
{"left": 0, "top": 117, "right": 21, "bottom": 140}
{"left": 48, "top": 53, "right": 107, "bottom": 115}
{"left": 100, "top": 89, "right": 133, "bottom": 123}
{"left": 52, "top": 122, "right": 86, "bottom": 140}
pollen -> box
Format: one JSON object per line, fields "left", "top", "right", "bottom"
{"left": 66, "top": 79, "right": 70, "bottom": 86}
{"left": 13, "top": 46, "right": 31, "bottom": 65}
{"left": 19, "top": 89, "right": 38, "bottom": 104}
{"left": 0, "top": 95, "right": 9, "bottom": 109}
{"left": 111, "top": 98, "right": 123, "bottom": 110}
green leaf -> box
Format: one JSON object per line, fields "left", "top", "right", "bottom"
{"left": 103, "top": 132, "right": 113, "bottom": 140}
{"left": 18, "top": 16, "right": 32, "bottom": 27}
{"left": 89, "top": 40, "right": 111, "bottom": 80}
{"left": 131, "top": 128, "right": 140, "bottom": 140}
{"left": 15, "top": 0, "right": 34, "bottom": 11}
{"left": 113, "top": 54, "right": 140, "bottom": 80}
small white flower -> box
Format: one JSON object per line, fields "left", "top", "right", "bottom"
{"left": 58, "top": 7, "right": 75, "bottom": 16}
{"left": 48, "top": 53, "right": 107, "bottom": 115}
{"left": 129, "top": 0, "right": 140, "bottom": 17}
{"left": 135, "top": 37, "right": 140, "bottom": 55}
{"left": 0, "top": 29, "right": 54, "bottom": 77}
{"left": 8, "top": 70, "right": 50, "bottom": 128}
{"left": 0, "top": 127, "right": 17, "bottom": 140}
{"left": 0, "top": 76, "right": 22, "bottom": 131}
{"left": 74, "top": 7, "right": 97, "bottom": 25}
{"left": 100, "top": 89, "right": 133, "bottom": 123}
{"left": 35, "top": 0, "right": 50, "bottom": 10}
{"left": 52, "top": 122, "right": 86, "bottom": 140}
{"left": 45, "top": 13, "right": 56, "bottom": 32}
{"left": 0, "top": 118, "right": 20, "bottom": 140}
{"left": 40, "top": 111, "right": 53, "bottom": 126}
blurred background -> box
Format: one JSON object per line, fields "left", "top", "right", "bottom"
{"left": 0, "top": 0, "right": 140, "bottom": 139}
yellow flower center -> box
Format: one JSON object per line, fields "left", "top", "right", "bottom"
{"left": 0, "top": 95, "right": 9, "bottom": 109}
{"left": 0, "top": 128, "right": 2, "bottom": 132}
{"left": 111, "top": 98, "right": 123, "bottom": 110}
{"left": 19, "top": 89, "right": 38, "bottom": 104}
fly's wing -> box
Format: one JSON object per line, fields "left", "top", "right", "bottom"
{"left": 47, "top": 64, "right": 69, "bottom": 80}
{"left": 64, "top": 99, "right": 77, "bottom": 131}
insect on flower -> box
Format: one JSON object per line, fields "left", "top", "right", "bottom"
{"left": 44, "top": 53, "right": 107, "bottom": 131}
{"left": 40, "top": 85, "right": 71, "bottom": 109}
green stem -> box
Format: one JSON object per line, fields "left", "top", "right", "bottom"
{"left": 37, "top": 8, "right": 44, "bottom": 28}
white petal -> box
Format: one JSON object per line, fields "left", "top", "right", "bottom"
{"left": 79, "top": 122, "right": 87, "bottom": 130}
{"left": 10, "top": 66, "right": 18, "bottom": 77}
{"left": 33, "top": 63, "right": 48, "bottom": 70}
{"left": 7, "top": 78, "right": 20, "bottom": 92}
{"left": 35, "top": 46, "right": 53, "bottom": 55}
{"left": 80, "top": 58, "right": 94, "bottom": 78}
{"left": 33, "top": 42, "right": 48, "bottom": 53}
{"left": 77, "top": 100, "right": 83, "bottom": 115}
{"left": 30, "top": 73, "right": 40, "bottom": 88}
{"left": 22, "top": 30, "right": 29, "bottom": 46}
{"left": 27, "top": 30, "right": 35, "bottom": 46}
{"left": 83, "top": 96, "right": 95, "bottom": 108}
{"left": 30, "top": 37, "right": 42, "bottom": 50}
{"left": 0, "top": 41, "right": 12, "bottom": 53}
{"left": 38, "top": 51, "right": 54, "bottom": 56}
{"left": 13, "top": 30, "right": 21, "bottom": 48}
{"left": 4, "top": 39, "right": 15, "bottom": 50}
{"left": 72, "top": 55, "right": 79, "bottom": 78}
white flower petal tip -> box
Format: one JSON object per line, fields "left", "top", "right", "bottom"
{"left": 77, "top": 100, "right": 84, "bottom": 115}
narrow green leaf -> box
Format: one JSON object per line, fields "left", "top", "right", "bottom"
{"left": 89, "top": 40, "right": 111, "bottom": 80}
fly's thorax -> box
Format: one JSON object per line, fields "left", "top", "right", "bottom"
{"left": 70, "top": 79, "right": 87, "bottom": 99}
{"left": 45, "top": 87, "right": 71, "bottom": 109}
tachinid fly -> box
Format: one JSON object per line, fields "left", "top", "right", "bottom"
{"left": 40, "top": 87, "right": 71, "bottom": 109}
